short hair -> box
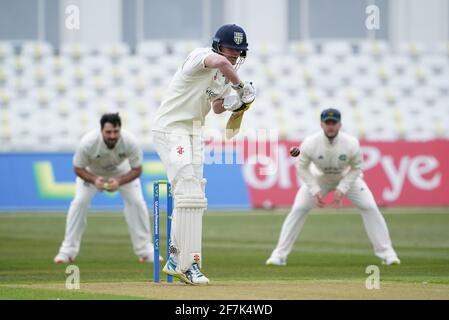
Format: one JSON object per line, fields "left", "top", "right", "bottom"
{"left": 100, "top": 113, "right": 121, "bottom": 129}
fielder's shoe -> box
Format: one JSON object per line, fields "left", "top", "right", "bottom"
{"left": 54, "top": 252, "right": 74, "bottom": 264}
{"left": 382, "top": 256, "right": 401, "bottom": 266}
{"left": 265, "top": 256, "right": 287, "bottom": 266}
{"left": 138, "top": 254, "right": 164, "bottom": 263}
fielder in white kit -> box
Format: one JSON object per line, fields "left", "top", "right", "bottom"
{"left": 266, "top": 108, "right": 400, "bottom": 266}
{"left": 152, "top": 24, "right": 256, "bottom": 285}
{"left": 54, "top": 113, "right": 160, "bottom": 264}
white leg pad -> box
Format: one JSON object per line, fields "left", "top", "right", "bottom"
{"left": 172, "top": 177, "right": 207, "bottom": 272}
{"left": 200, "top": 178, "right": 207, "bottom": 194}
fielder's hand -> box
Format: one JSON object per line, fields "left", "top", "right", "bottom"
{"left": 314, "top": 192, "right": 326, "bottom": 208}
{"left": 94, "top": 177, "right": 105, "bottom": 191}
{"left": 231, "top": 81, "right": 256, "bottom": 104}
{"left": 331, "top": 190, "right": 343, "bottom": 208}
{"left": 105, "top": 178, "right": 120, "bottom": 192}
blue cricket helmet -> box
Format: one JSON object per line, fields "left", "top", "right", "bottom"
{"left": 212, "top": 24, "right": 248, "bottom": 57}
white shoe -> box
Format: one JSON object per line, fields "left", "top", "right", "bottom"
{"left": 265, "top": 256, "right": 287, "bottom": 266}
{"left": 184, "top": 263, "right": 210, "bottom": 285}
{"left": 162, "top": 256, "right": 192, "bottom": 284}
{"left": 382, "top": 256, "right": 401, "bottom": 266}
{"left": 163, "top": 258, "right": 210, "bottom": 286}
{"left": 54, "top": 253, "right": 74, "bottom": 264}
{"left": 138, "top": 254, "right": 164, "bottom": 263}
{"left": 162, "top": 256, "right": 178, "bottom": 275}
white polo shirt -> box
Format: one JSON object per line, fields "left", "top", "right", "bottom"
{"left": 73, "top": 129, "right": 143, "bottom": 177}
{"left": 152, "top": 47, "right": 231, "bottom": 135}
{"left": 296, "top": 130, "right": 363, "bottom": 195}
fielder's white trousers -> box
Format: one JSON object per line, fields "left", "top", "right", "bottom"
{"left": 270, "top": 178, "right": 398, "bottom": 261}
{"left": 58, "top": 177, "right": 153, "bottom": 259}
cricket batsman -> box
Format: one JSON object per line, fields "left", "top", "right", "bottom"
{"left": 266, "top": 108, "right": 400, "bottom": 266}
{"left": 54, "top": 113, "right": 161, "bottom": 264}
{"left": 152, "top": 24, "right": 256, "bottom": 285}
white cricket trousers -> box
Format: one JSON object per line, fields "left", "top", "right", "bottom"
{"left": 270, "top": 178, "right": 398, "bottom": 261}
{"left": 151, "top": 131, "right": 203, "bottom": 187}
{"left": 58, "top": 177, "right": 153, "bottom": 259}
{"left": 152, "top": 130, "right": 205, "bottom": 269}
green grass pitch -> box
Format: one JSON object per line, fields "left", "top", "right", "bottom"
{"left": 0, "top": 207, "right": 448, "bottom": 299}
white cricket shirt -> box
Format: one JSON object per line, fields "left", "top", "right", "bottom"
{"left": 73, "top": 129, "right": 143, "bottom": 177}
{"left": 152, "top": 47, "right": 231, "bottom": 135}
{"left": 296, "top": 130, "right": 363, "bottom": 195}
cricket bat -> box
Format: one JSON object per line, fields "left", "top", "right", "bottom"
{"left": 225, "top": 110, "right": 245, "bottom": 139}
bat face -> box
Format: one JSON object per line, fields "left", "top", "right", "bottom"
{"left": 224, "top": 99, "right": 254, "bottom": 139}
{"left": 225, "top": 110, "right": 245, "bottom": 139}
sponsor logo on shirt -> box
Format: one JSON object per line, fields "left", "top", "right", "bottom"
{"left": 339, "top": 154, "right": 347, "bottom": 161}
{"left": 323, "top": 167, "right": 343, "bottom": 174}
{"left": 205, "top": 87, "right": 219, "bottom": 99}
{"left": 119, "top": 153, "right": 126, "bottom": 158}
{"left": 102, "top": 164, "right": 117, "bottom": 171}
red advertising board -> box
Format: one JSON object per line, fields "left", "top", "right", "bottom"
{"left": 241, "top": 140, "right": 449, "bottom": 208}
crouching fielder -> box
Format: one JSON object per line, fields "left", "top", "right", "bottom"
{"left": 54, "top": 113, "right": 160, "bottom": 264}
{"left": 266, "top": 108, "right": 400, "bottom": 266}
{"left": 152, "top": 24, "right": 255, "bottom": 285}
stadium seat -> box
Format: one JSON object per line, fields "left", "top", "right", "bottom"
{"left": 137, "top": 41, "right": 168, "bottom": 64}
{"left": 61, "top": 43, "right": 90, "bottom": 62}
{"left": 98, "top": 43, "right": 130, "bottom": 62}
{"left": 357, "top": 40, "right": 390, "bottom": 57}
{"left": 0, "top": 42, "right": 14, "bottom": 64}
{"left": 289, "top": 41, "right": 316, "bottom": 58}
{"left": 398, "top": 42, "right": 427, "bottom": 58}
{"left": 1, "top": 39, "right": 448, "bottom": 150}
{"left": 321, "top": 41, "right": 353, "bottom": 62}
{"left": 22, "top": 41, "right": 53, "bottom": 61}
{"left": 170, "top": 40, "right": 202, "bottom": 57}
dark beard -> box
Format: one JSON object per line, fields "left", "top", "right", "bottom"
{"left": 104, "top": 139, "right": 117, "bottom": 149}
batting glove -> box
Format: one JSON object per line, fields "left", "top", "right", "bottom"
{"left": 231, "top": 81, "right": 256, "bottom": 104}
{"left": 223, "top": 95, "right": 253, "bottom": 112}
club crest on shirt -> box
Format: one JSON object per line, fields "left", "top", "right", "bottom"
{"left": 234, "top": 32, "right": 243, "bottom": 45}
{"left": 339, "top": 154, "right": 347, "bottom": 161}
{"left": 176, "top": 146, "right": 184, "bottom": 155}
